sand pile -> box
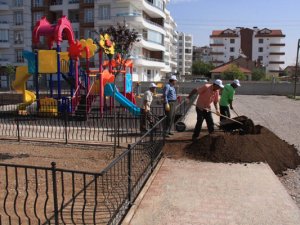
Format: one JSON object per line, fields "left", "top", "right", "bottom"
{"left": 166, "top": 126, "right": 300, "bottom": 174}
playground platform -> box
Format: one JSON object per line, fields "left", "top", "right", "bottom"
{"left": 123, "top": 158, "right": 300, "bottom": 225}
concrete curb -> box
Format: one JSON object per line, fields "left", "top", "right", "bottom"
{"left": 122, "top": 157, "right": 166, "bottom": 225}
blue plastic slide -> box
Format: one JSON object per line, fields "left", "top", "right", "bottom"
{"left": 104, "top": 83, "right": 141, "bottom": 116}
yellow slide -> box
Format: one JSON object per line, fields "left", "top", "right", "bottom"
{"left": 12, "top": 66, "right": 36, "bottom": 110}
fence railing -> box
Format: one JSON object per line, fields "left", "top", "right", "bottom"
{"left": 0, "top": 97, "right": 187, "bottom": 146}
{"left": 0, "top": 116, "right": 166, "bottom": 225}
{"left": 0, "top": 104, "right": 166, "bottom": 146}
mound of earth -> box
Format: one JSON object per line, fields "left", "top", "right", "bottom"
{"left": 165, "top": 126, "right": 300, "bottom": 174}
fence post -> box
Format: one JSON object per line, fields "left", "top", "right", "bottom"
{"left": 64, "top": 110, "right": 68, "bottom": 144}
{"left": 51, "top": 162, "right": 59, "bottom": 225}
{"left": 16, "top": 116, "right": 20, "bottom": 142}
{"left": 117, "top": 112, "right": 120, "bottom": 147}
{"left": 127, "top": 145, "right": 132, "bottom": 204}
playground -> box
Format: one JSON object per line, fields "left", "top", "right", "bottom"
{"left": 10, "top": 16, "right": 140, "bottom": 119}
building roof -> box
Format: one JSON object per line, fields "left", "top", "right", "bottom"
{"left": 255, "top": 28, "right": 285, "bottom": 37}
{"left": 211, "top": 63, "right": 251, "bottom": 74}
{"left": 210, "top": 28, "right": 285, "bottom": 38}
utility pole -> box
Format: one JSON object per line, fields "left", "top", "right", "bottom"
{"left": 294, "top": 39, "right": 300, "bottom": 99}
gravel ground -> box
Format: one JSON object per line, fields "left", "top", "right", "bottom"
{"left": 234, "top": 95, "right": 300, "bottom": 208}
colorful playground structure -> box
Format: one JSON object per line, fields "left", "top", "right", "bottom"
{"left": 12, "top": 16, "right": 140, "bottom": 117}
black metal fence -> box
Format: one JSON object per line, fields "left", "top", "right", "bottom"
{"left": 0, "top": 99, "right": 187, "bottom": 146}
{"left": 0, "top": 116, "right": 166, "bottom": 225}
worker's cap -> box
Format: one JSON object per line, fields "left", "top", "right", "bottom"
{"left": 170, "top": 75, "right": 178, "bottom": 81}
{"left": 213, "top": 79, "right": 224, "bottom": 88}
{"left": 233, "top": 79, "right": 241, "bottom": 87}
{"left": 149, "top": 83, "right": 157, "bottom": 88}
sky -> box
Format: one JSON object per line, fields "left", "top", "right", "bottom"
{"left": 168, "top": 0, "right": 300, "bottom": 66}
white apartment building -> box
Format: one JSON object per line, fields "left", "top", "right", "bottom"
{"left": 94, "top": 0, "right": 177, "bottom": 81}
{"left": 0, "top": 0, "right": 32, "bottom": 88}
{"left": 162, "top": 9, "right": 178, "bottom": 77}
{"left": 210, "top": 27, "right": 285, "bottom": 76}
{"left": 177, "top": 32, "right": 193, "bottom": 77}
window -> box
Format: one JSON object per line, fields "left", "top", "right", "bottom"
{"left": 33, "top": 12, "right": 43, "bottom": 24}
{"left": 84, "top": 29, "right": 93, "bottom": 38}
{"left": 259, "top": 39, "right": 264, "bottom": 44}
{"left": 185, "top": 49, "right": 192, "bottom": 54}
{"left": 0, "top": 75, "right": 8, "bottom": 88}
{"left": 99, "top": 5, "right": 110, "bottom": 20}
{"left": 69, "top": 0, "right": 79, "bottom": 3}
{"left": 14, "top": 11, "right": 23, "bottom": 25}
{"left": 178, "top": 55, "right": 182, "bottom": 59}
{"left": 68, "top": 10, "right": 79, "bottom": 23}
{"left": 258, "top": 47, "right": 263, "bottom": 52}
{"left": 178, "top": 36, "right": 183, "bottom": 40}
{"left": 73, "top": 28, "right": 79, "bottom": 39}
{"left": 179, "top": 49, "right": 182, "bottom": 53}
{"left": 16, "top": 49, "right": 24, "bottom": 63}
{"left": 84, "top": 8, "right": 94, "bottom": 23}
{"left": 33, "top": 0, "right": 43, "bottom": 7}
{"left": 14, "top": 31, "right": 23, "bottom": 44}
{"left": 229, "top": 56, "right": 234, "bottom": 61}
{"left": 84, "top": 0, "right": 94, "bottom": 3}
{"left": 258, "top": 56, "right": 263, "bottom": 61}
{"left": 147, "top": 30, "right": 163, "bottom": 45}
{"left": 230, "top": 39, "right": 235, "bottom": 44}
{"left": 0, "top": 29, "right": 9, "bottom": 42}
{"left": 230, "top": 47, "right": 235, "bottom": 52}
{"left": 15, "top": 0, "right": 23, "bottom": 7}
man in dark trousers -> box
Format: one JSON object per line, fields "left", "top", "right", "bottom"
{"left": 219, "top": 79, "right": 241, "bottom": 121}
{"left": 163, "top": 75, "right": 178, "bottom": 137}
{"left": 187, "top": 79, "right": 224, "bottom": 142}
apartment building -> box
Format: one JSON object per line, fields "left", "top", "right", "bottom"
{"left": 192, "top": 46, "right": 212, "bottom": 63}
{"left": 0, "top": 0, "right": 178, "bottom": 85}
{"left": 0, "top": 0, "right": 32, "bottom": 88}
{"left": 177, "top": 32, "right": 193, "bottom": 76}
{"left": 210, "top": 27, "right": 285, "bottom": 76}
{"left": 162, "top": 9, "right": 178, "bottom": 77}
{"left": 94, "top": 0, "right": 176, "bottom": 81}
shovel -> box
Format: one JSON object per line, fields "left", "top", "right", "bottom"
{"left": 192, "top": 104, "right": 243, "bottom": 125}
{"left": 232, "top": 108, "right": 240, "bottom": 117}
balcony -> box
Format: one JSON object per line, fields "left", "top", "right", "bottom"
{"left": 0, "top": 40, "right": 10, "bottom": 48}
{"left": 210, "top": 43, "right": 224, "bottom": 47}
{"left": 134, "top": 55, "right": 165, "bottom": 68}
{"left": 269, "top": 61, "right": 285, "bottom": 64}
{"left": 211, "top": 52, "right": 224, "bottom": 55}
{"left": 270, "top": 43, "right": 285, "bottom": 47}
{"left": 0, "top": 21, "right": 9, "bottom": 29}
{"left": 0, "top": 58, "right": 9, "bottom": 66}
{"left": 0, "top": 1, "right": 9, "bottom": 10}
{"left": 141, "top": 0, "right": 166, "bottom": 19}
{"left": 269, "top": 52, "right": 285, "bottom": 55}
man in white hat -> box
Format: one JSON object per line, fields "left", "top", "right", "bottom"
{"left": 140, "top": 83, "right": 157, "bottom": 132}
{"left": 219, "top": 79, "right": 241, "bottom": 121}
{"left": 163, "top": 75, "right": 178, "bottom": 136}
{"left": 187, "top": 79, "right": 224, "bottom": 142}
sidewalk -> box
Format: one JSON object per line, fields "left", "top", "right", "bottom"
{"left": 123, "top": 159, "right": 300, "bottom": 225}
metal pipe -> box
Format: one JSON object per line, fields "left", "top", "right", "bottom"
{"left": 293, "top": 39, "right": 300, "bottom": 99}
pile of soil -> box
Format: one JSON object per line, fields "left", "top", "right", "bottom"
{"left": 165, "top": 126, "right": 300, "bottom": 174}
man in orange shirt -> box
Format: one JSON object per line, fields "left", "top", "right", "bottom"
{"left": 187, "top": 79, "right": 224, "bottom": 142}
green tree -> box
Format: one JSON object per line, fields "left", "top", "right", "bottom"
{"left": 222, "top": 64, "right": 246, "bottom": 80}
{"left": 252, "top": 68, "right": 266, "bottom": 81}
{"left": 192, "top": 60, "right": 214, "bottom": 77}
